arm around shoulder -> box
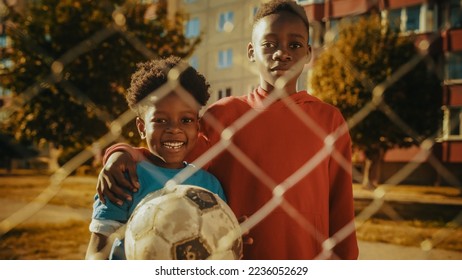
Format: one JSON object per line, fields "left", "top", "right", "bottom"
{"left": 102, "top": 143, "right": 147, "bottom": 164}
{"left": 97, "top": 143, "right": 151, "bottom": 204}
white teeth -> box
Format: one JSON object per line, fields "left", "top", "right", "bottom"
{"left": 163, "top": 141, "right": 184, "bottom": 149}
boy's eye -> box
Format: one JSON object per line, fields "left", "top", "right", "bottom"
{"left": 262, "top": 42, "right": 276, "bottom": 48}
{"left": 153, "top": 118, "right": 166, "bottom": 124}
{"left": 181, "top": 118, "right": 194, "bottom": 124}
{"left": 290, "top": 43, "right": 303, "bottom": 49}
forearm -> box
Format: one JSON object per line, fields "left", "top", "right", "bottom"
{"left": 86, "top": 219, "right": 126, "bottom": 260}
{"left": 85, "top": 232, "right": 109, "bottom": 260}
{"left": 102, "top": 143, "right": 148, "bottom": 164}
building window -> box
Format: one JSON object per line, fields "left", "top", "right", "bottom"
{"left": 404, "top": 5, "right": 421, "bottom": 31}
{"left": 446, "top": 52, "right": 462, "bottom": 80}
{"left": 0, "top": 35, "right": 7, "bottom": 48}
{"left": 388, "top": 9, "right": 402, "bottom": 31}
{"left": 388, "top": 5, "right": 422, "bottom": 33}
{"left": 218, "top": 87, "right": 232, "bottom": 99}
{"left": 218, "top": 11, "right": 234, "bottom": 32}
{"left": 189, "top": 55, "right": 198, "bottom": 70}
{"left": 387, "top": 4, "right": 438, "bottom": 33}
{"left": 185, "top": 18, "right": 200, "bottom": 38}
{"left": 449, "top": 0, "right": 462, "bottom": 28}
{"left": 249, "top": 6, "right": 259, "bottom": 23}
{"left": 442, "top": 106, "right": 462, "bottom": 140}
{"left": 252, "top": 6, "right": 258, "bottom": 17}
{"left": 218, "top": 48, "right": 233, "bottom": 68}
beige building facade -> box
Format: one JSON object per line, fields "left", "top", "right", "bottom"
{"left": 178, "top": 0, "right": 263, "bottom": 104}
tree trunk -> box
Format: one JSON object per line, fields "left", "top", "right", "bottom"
{"left": 48, "top": 143, "right": 62, "bottom": 172}
{"left": 362, "top": 148, "right": 385, "bottom": 189}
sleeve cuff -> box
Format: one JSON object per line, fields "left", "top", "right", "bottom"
{"left": 89, "top": 219, "right": 124, "bottom": 236}
{"left": 102, "top": 143, "right": 146, "bottom": 164}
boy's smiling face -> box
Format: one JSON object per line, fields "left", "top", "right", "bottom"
{"left": 248, "top": 11, "right": 311, "bottom": 94}
{"left": 136, "top": 93, "right": 200, "bottom": 169}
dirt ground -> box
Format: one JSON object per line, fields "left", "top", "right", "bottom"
{"left": 1, "top": 173, "right": 461, "bottom": 260}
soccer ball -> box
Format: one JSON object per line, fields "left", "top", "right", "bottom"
{"left": 124, "top": 184, "right": 243, "bottom": 260}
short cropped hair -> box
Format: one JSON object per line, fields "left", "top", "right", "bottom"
{"left": 126, "top": 56, "right": 210, "bottom": 113}
{"left": 253, "top": 0, "right": 310, "bottom": 33}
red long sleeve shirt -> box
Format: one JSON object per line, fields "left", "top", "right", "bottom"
{"left": 188, "top": 87, "right": 358, "bottom": 260}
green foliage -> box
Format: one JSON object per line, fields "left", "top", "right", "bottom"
{"left": 311, "top": 14, "right": 442, "bottom": 154}
{"left": 3, "top": 0, "right": 200, "bottom": 150}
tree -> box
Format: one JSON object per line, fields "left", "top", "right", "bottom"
{"left": 310, "top": 14, "right": 442, "bottom": 188}
{"left": 2, "top": 0, "right": 200, "bottom": 156}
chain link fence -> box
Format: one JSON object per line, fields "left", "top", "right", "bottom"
{"left": 0, "top": 0, "right": 461, "bottom": 259}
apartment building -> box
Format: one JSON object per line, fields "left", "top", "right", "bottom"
{"left": 1, "top": 0, "right": 460, "bottom": 183}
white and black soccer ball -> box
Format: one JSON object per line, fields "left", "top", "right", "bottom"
{"left": 125, "top": 184, "right": 243, "bottom": 260}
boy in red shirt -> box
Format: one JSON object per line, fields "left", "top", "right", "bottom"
{"left": 98, "top": 0, "right": 358, "bottom": 259}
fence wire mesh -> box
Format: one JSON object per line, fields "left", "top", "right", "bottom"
{"left": 0, "top": 0, "right": 461, "bottom": 260}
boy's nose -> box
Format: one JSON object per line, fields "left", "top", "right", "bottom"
{"left": 272, "top": 49, "right": 292, "bottom": 61}
{"left": 166, "top": 122, "right": 181, "bottom": 133}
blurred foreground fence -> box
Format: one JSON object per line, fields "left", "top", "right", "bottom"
{"left": 0, "top": 0, "right": 461, "bottom": 259}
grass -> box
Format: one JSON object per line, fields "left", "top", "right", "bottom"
{"left": 0, "top": 172, "right": 95, "bottom": 260}
{"left": 356, "top": 219, "right": 462, "bottom": 252}
{"left": 0, "top": 221, "right": 90, "bottom": 260}
{"left": 0, "top": 174, "right": 96, "bottom": 208}
{"left": 0, "top": 171, "right": 461, "bottom": 259}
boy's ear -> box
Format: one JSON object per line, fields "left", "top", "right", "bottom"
{"left": 136, "top": 117, "right": 146, "bottom": 139}
{"left": 247, "top": 42, "right": 255, "bottom": 62}
{"left": 306, "top": 44, "right": 312, "bottom": 63}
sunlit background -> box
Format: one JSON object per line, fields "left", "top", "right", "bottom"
{"left": 0, "top": 0, "right": 461, "bottom": 260}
